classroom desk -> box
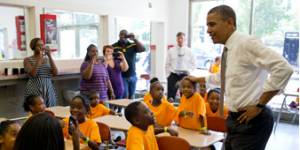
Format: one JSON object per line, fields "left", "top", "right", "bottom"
{"left": 157, "top": 125, "right": 224, "bottom": 148}
{"left": 104, "top": 99, "right": 140, "bottom": 108}
{"left": 65, "top": 139, "right": 87, "bottom": 150}
{"left": 93, "top": 116, "right": 223, "bottom": 148}
{"left": 45, "top": 106, "right": 70, "bottom": 119}
{"left": 0, "top": 118, "right": 7, "bottom": 122}
{"left": 93, "top": 115, "right": 131, "bottom": 131}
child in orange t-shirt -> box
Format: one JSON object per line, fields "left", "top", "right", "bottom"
{"left": 143, "top": 77, "right": 174, "bottom": 103}
{"left": 62, "top": 94, "right": 101, "bottom": 150}
{"left": 205, "top": 88, "right": 228, "bottom": 118}
{"left": 197, "top": 83, "right": 208, "bottom": 102}
{"left": 23, "top": 94, "right": 45, "bottom": 122}
{"left": 178, "top": 78, "right": 210, "bottom": 135}
{"left": 209, "top": 56, "right": 221, "bottom": 74}
{"left": 0, "top": 120, "right": 21, "bottom": 150}
{"left": 145, "top": 80, "right": 194, "bottom": 127}
{"left": 86, "top": 90, "right": 122, "bottom": 119}
{"left": 125, "top": 101, "right": 178, "bottom": 150}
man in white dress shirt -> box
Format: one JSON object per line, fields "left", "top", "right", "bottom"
{"left": 188, "top": 5, "right": 293, "bottom": 150}
{"left": 165, "top": 32, "right": 197, "bottom": 100}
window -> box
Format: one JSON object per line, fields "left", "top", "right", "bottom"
{"left": 0, "top": 28, "right": 4, "bottom": 59}
{"left": 115, "top": 17, "right": 151, "bottom": 75}
{"left": 252, "top": 0, "right": 299, "bottom": 71}
{"left": 114, "top": 17, "right": 151, "bottom": 89}
{"left": 190, "top": 0, "right": 251, "bottom": 69}
{"left": 189, "top": 0, "right": 299, "bottom": 109}
{"left": 0, "top": 5, "right": 26, "bottom": 60}
{"left": 45, "top": 9, "right": 100, "bottom": 59}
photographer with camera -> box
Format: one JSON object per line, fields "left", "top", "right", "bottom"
{"left": 102, "top": 45, "right": 128, "bottom": 111}
{"left": 112, "top": 30, "right": 146, "bottom": 99}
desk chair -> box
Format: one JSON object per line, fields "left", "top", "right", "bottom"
{"left": 274, "top": 91, "right": 299, "bottom": 132}
{"left": 207, "top": 115, "right": 227, "bottom": 145}
{"left": 206, "top": 116, "right": 227, "bottom": 133}
{"left": 100, "top": 100, "right": 104, "bottom": 105}
{"left": 96, "top": 122, "right": 114, "bottom": 150}
{"left": 135, "top": 74, "right": 150, "bottom": 98}
{"left": 44, "top": 110, "right": 55, "bottom": 117}
{"left": 157, "top": 136, "right": 190, "bottom": 150}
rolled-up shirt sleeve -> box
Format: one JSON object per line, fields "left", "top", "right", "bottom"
{"left": 244, "top": 37, "right": 294, "bottom": 93}
{"left": 205, "top": 70, "right": 221, "bottom": 88}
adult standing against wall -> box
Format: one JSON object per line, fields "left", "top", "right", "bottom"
{"left": 188, "top": 5, "right": 293, "bottom": 150}
{"left": 165, "top": 32, "right": 197, "bottom": 100}
{"left": 112, "top": 30, "right": 146, "bottom": 99}
{"left": 81, "top": 44, "right": 115, "bottom": 107}
{"left": 103, "top": 45, "right": 129, "bottom": 112}
{"left": 24, "top": 38, "right": 58, "bottom": 107}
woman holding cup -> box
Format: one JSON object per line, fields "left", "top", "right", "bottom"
{"left": 23, "top": 38, "right": 58, "bottom": 107}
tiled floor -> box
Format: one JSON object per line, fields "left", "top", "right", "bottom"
{"left": 213, "top": 122, "right": 299, "bottom": 150}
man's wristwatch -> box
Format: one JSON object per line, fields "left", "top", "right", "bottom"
{"left": 256, "top": 103, "right": 265, "bottom": 108}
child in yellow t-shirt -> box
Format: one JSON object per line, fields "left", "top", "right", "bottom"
{"left": 62, "top": 94, "right": 101, "bottom": 150}
{"left": 23, "top": 94, "right": 45, "bottom": 122}
{"left": 197, "top": 83, "right": 208, "bottom": 103}
{"left": 178, "top": 78, "right": 211, "bottom": 135}
{"left": 143, "top": 77, "right": 174, "bottom": 103}
{"left": 205, "top": 88, "right": 228, "bottom": 118}
{"left": 125, "top": 101, "right": 178, "bottom": 150}
{"left": 86, "top": 90, "right": 122, "bottom": 119}
{"left": 209, "top": 56, "right": 221, "bottom": 74}
{"left": 145, "top": 80, "right": 194, "bottom": 127}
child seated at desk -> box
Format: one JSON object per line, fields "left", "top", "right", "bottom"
{"left": 198, "top": 83, "right": 208, "bottom": 103}
{"left": 62, "top": 94, "right": 101, "bottom": 150}
{"left": 0, "top": 120, "right": 21, "bottom": 150}
{"left": 125, "top": 101, "right": 178, "bottom": 150}
{"left": 143, "top": 77, "right": 174, "bottom": 103}
{"left": 205, "top": 88, "right": 228, "bottom": 118}
{"left": 144, "top": 80, "right": 194, "bottom": 127}
{"left": 23, "top": 94, "right": 45, "bottom": 122}
{"left": 86, "top": 90, "right": 122, "bottom": 119}
{"left": 178, "top": 78, "right": 210, "bottom": 135}
{"left": 14, "top": 113, "right": 80, "bottom": 150}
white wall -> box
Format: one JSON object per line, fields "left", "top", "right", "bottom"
{"left": 167, "top": 0, "right": 190, "bottom": 45}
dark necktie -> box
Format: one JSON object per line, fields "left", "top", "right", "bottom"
{"left": 219, "top": 47, "right": 228, "bottom": 118}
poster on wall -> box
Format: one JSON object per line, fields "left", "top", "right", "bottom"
{"left": 40, "top": 14, "right": 57, "bottom": 51}
{"left": 15, "top": 16, "right": 26, "bottom": 51}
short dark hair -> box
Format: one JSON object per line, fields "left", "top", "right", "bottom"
{"left": 176, "top": 32, "right": 185, "bottom": 37}
{"left": 13, "top": 113, "right": 64, "bottom": 150}
{"left": 23, "top": 94, "right": 40, "bottom": 112}
{"left": 84, "top": 44, "right": 97, "bottom": 61}
{"left": 208, "top": 5, "right": 236, "bottom": 27}
{"left": 0, "top": 120, "right": 17, "bottom": 137}
{"left": 119, "top": 29, "right": 127, "bottom": 35}
{"left": 29, "top": 38, "right": 42, "bottom": 50}
{"left": 215, "top": 56, "right": 221, "bottom": 62}
{"left": 207, "top": 88, "right": 221, "bottom": 99}
{"left": 181, "top": 78, "right": 198, "bottom": 91}
{"left": 89, "top": 90, "right": 99, "bottom": 96}
{"left": 102, "top": 45, "right": 114, "bottom": 56}
{"left": 71, "top": 94, "right": 91, "bottom": 112}
{"left": 125, "top": 101, "right": 142, "bottom": 125}
{"left": 149, "top": 77, "right": 161, "bottom": 91}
